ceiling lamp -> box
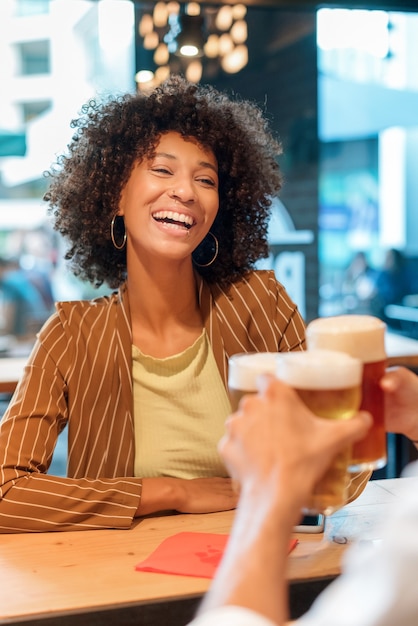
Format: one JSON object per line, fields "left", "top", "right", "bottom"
{"left": 175, "top": 13, "right": 206, "bottom": 57}
{"left": 135, "top": 2, "right": 248, "bottom": 91}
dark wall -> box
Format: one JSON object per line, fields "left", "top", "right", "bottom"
{"left": 210, "top": 11, "right": 319, "bottom": 322}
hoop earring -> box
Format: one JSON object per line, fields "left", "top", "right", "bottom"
{"left": 110, "top": 214, "right": 126, "bottom": 250}
{"left": 192, "top": 232, "right": 219, "bottom": 268}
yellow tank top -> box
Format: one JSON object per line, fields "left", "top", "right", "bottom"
{"left": 132, "top": 330, "right": 231, "bottom": 479}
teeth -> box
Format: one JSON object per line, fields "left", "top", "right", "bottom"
{"left": 153, "top": 210, "right": 194, "bottom": 227}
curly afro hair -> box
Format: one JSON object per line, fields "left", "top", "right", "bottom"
{"left": 44, "top": 75, "right": 283, "bottom": 289}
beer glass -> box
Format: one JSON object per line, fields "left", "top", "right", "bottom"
{"left": 306, "top": 315, "right": 387, "bottom": 471}
{"left": 276, "top": 349, "right": 363, "bottom": 516}
{"left": 228, "top": 352, "right": 278, "bottom": 411}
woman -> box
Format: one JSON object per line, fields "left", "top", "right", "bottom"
{"left": 0, "top": 76, "right": 306, "bottom": 532}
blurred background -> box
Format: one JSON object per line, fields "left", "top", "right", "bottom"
{"left": 1, "top": 0, "right": 418, "bottom": 352}
{"left": 1, "top": 0, "right": 418, "bottom": 476}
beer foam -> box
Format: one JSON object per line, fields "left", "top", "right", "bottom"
{"left": 276, "top": 349, "right": 362, "bottom": 389}
{"left": 306, "top": 315, "right": 386, "bottom": 363}
{"left": 228, "top": 352, "right": 278, "bottom": 391}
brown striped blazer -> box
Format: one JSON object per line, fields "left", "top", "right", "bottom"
{"left": 0, "top": 270, "right": 367, "bottom": 532}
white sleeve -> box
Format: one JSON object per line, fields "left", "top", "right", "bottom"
{"left": 187, "top": 606, "right": 277, "bottom": 626}
{"left": 298, "top": 461, "right": 418, "bottom": 626}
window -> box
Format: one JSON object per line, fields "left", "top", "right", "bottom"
{"left": 17, "top": 40, "right": 50, "bottom": 75}
{"left": 317, "top": 9, "right": 418, "bottom": 319}
{"left": 14, "top": 0, "right": 50, "bottom": 18}
{"left": 21, "top": 100, "right": 52, "bottom": 123}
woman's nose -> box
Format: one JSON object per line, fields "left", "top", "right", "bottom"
{"left": 169, "top": 180, "right": 196, "bottom": 203}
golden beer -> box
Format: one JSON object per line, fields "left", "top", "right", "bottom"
{"left": 276, "top": 349, "right": 362, "bottom": 516}
{"left": 228, "top": 352, "right": 278, "bottom": 412}
{"left": 306, "top": 315, "right": 387, "bottom": 471}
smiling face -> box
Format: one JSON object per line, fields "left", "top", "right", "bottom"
{"left": 118, "top": 131, "right": 219, "bottom": 267}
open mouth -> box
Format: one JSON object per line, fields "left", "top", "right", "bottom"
{"left": 153, "top": 210, "right": 194, "bottom": 230}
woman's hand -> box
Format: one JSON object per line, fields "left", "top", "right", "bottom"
{"left": 136, "top": 476, "right": 238, "bottom": 517}
{"left": 381, "top": 366, "right": 418, "bottom": 442}
{"left": 174, "top": 477, "right": 238, "bottom": 513}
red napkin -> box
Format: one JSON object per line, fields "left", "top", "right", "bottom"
{"left": 135, "top": 531, "right": 298, "bottom": 579}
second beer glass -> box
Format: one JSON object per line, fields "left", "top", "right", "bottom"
{"left": 228, "top": 352, "right": 278, "bottom": 411}
{"left": 276, "top": 349, "right": 363, "bottom": 516}
{"left": 306, "top": 315, "right": 387, "bottom": 471}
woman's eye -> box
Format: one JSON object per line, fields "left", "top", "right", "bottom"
{"left": 199, "top": 177, "right": 216, "bottom": 187}
{"left": 152, "top": 166, "right": 171, "bottom": 175}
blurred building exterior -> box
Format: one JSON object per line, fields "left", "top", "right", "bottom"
{"left": 0, "top": 0, "right": 135, "bottom": 343}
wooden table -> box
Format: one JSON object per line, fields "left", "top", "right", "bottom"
{"left": 0, "top": 476, "right": 416, "bottom": 626}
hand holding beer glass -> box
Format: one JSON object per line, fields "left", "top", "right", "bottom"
{"left": 275, "top": 349, "right": 363, "bottom": 516}
{"left": 306, "top": 315, "right": 387, "bottom": 471}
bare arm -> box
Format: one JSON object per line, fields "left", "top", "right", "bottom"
{"left": 197, "top": 478, "right": 298, "bottom": 625}
{"left": 194, "top": 378, "right": 372, "bottom": 625}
